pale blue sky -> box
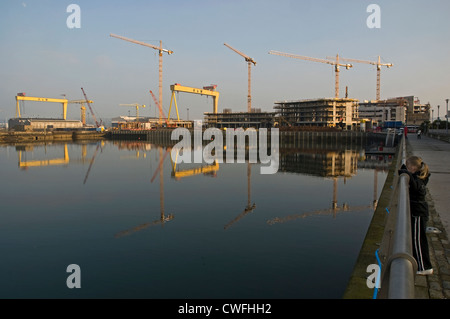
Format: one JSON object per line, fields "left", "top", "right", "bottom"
{"left": 1, "top": 0, "right": 449, "bottom": 122}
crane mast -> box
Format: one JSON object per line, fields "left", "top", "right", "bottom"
{"left": 224, "top": 43, "right": 256, "bottom": 112}
{"left": 268, "top": 50, "right": 352, "bottom": 98}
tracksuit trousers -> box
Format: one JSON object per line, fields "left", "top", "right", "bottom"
{"left": 411, "top": 215, "right": 432, "bottom": 271}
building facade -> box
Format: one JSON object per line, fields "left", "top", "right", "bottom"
{"left": 204, "top": 109, "right": 276, "bottom": 129}
{"left": 358, "top": 99, "right": 407, "bottom": 127}
{"left": 273, "top": 98, "right": 359, "bottom": 129}
{"left": 405, "top": 96, "right": 431, "bottom": 125}
{"left": 8, "top": 118, "right": 83, "bottom": 131}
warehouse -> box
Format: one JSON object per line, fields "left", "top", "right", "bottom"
{"left": 8, "top": 118, "right": 83, "bottom": 131}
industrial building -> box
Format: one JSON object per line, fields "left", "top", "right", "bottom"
{"left": 402, "top": 96, "right": 431, "bottom": 125}
{"left": 111, "top": 116, "right": 192, "bottom": 130}
{"left": 358, "top": 96, "right": 430, "bottom": 128}
{"left": 358, "top": 98, "right": 407, "bottom": 127}
{"left": 204, "top": 108, "right": 276, "bottom": 129}
{"left": 8, "top": 118, "right": 83, "bottom": 131}
{"left": 274, "top": 98, "right": 359, "bottom": 129}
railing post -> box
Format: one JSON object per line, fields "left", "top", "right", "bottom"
{"left": 387, "top": 135, "right": 418, "bottom": 299}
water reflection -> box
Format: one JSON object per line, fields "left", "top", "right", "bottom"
{"left": 115, "top": 146, "right": 175, "bottom": 238}
{"left": 0, "top": 139, "right": 390, "bottom": 298}
{"left": 12, "top": 141, "right": 390, "bottom": 224}
{"left": 224, "top": 163, "right": 256, "bottom": 230}
{"left": 18, "top": 144, "right": 70, "bottom": 169}
{"left": 271, "top": 147, "right": 388, "bottom": 224}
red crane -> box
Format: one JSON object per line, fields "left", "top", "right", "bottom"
{"left": 149, "top": 90, "right": 169, "bottom": 126}
{"left": 81, "top": 87, "right": 102, "bottom": 128}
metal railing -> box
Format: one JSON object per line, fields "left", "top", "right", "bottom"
{"left": 386, "top": 135, "right": 418, "bottom": 298}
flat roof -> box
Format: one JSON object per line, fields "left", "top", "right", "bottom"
{"left": 274, "top": 98, "right": 359, "bottom": 104}
{"left": 10, "top": 118, "right": 82, "bottom": 122}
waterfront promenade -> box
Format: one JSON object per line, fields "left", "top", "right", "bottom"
{"left": 407, "top": 134, "right": 450, "bottom": 299}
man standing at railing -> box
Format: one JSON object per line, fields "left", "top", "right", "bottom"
{"left": 399, "top": 156, "right": 433, "bottom": 275}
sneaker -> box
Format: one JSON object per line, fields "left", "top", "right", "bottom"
{"left": 416, "top": 268, "right": 433, "bottom": 275}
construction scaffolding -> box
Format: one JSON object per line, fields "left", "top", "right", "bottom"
{"left": 274, "top": 98, "right": 359, "bottom": 129}
{"left": 204, "top": 109, "right": 276, "bottom": 129}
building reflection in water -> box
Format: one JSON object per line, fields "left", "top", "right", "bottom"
{"left": 111, "top": 140, "right": 391, "bottom": 231}
{"left": 18, "top": 140, "right": 389, "bottom": 235}
{"left": 267, "top": 146, "right": 391, "bottom": 225}
{"left": 17, "top": 143, "right": 70, "bottom": 169}
{"left": 16, "top": 142, "right": 103, "bottom": 170}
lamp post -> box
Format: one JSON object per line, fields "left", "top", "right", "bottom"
{"left": 437, "top": 105, "right": 440, "bottom": 130}
{"left": 446, "top": 99, "right": 449, "bottom": 135}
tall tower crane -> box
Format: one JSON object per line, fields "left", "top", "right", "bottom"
{"left": 119, "top": 103, "right": 146, "bottom": 120}
{"left": 110, "top": 33, "right": 173, "bottom": 123}
{"left": 329, "top": 55, "right": 393, "bottom": 100}
{"left": 224, "top": 43, "right": 256, "bottom": 112}
{"left": 268, "top": 50, "right": 353, "bottom": 99}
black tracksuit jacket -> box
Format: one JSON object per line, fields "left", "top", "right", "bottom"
{"left": 398, "top": 164, "right": 430, "bottom": 218}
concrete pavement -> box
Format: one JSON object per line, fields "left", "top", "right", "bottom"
{"left": 406, "top": 134, "right": 450, "bottom": 299}
{"left": 407, "top": 134, "right": 450, "bottom": 238}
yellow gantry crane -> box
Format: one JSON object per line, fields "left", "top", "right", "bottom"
{"left": 170, "top": 148, "right": 220, "bottom": 180}
{"left": 15, "top": 93, "right": 69, "bottom": 119}
{"left": 110, "top": 33, "right": 173, "bottom": 123}
{"left": 68, "top": 100, "right": 93, "bottom": 126}
{"left": 224, "top": 43, "right": 256, "bottom": 112}
{"left": 18, "top": 144, "right": 70, "bottom": 168}
{"left": 268, "top": 50, "right": 353, "bottom": 98}
{"left": 119, "top": 103, "right": 146, "bottom": 120}
{"left": 330, "top": 55, "right": 393, "bottom": 100}
{"left": 168, "top": 83, "right": 220, "bottom": 120}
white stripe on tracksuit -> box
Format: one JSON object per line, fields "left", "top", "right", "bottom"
{"left": 413, "top": 216, "right": 425, "bottom": 271}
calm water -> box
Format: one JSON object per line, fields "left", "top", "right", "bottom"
{"left": 0, "top": 140, "right": 389, "bottom": 299}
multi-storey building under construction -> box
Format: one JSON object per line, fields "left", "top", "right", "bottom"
{"left": 273, "top": 98, "right": 359, "bottom": 129}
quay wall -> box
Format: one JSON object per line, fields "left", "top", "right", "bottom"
{"left": 0, "top": 130, "right": 107, "bottom": 143}
{"left": 343, "top": 142, "right": 401, "bottom": 298}
{"left": 107, "top": 129, "right": 395, "bottom": 148}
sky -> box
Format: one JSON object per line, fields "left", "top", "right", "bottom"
{"left": 1, "top": 0, "right": 449, "bottom": 123}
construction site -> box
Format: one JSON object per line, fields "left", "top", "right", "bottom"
{"left": 3, "top": 34, "right": 431, "bottom": 142}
